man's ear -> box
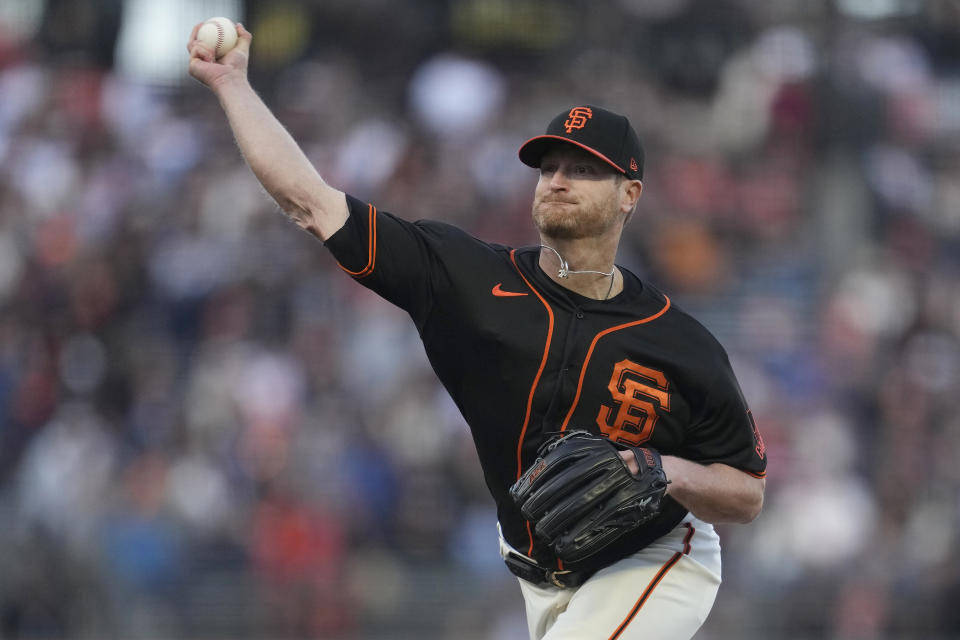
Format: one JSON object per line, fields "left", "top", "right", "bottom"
{"left": 622, "top": 179, "right": 643, "bottom": 223}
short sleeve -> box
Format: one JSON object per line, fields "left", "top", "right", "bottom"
{"left": 682, "top": 355, "right": 767, "bottom": 477}
{"left": 323, "top": 194, "right": 507, "bottom": 330}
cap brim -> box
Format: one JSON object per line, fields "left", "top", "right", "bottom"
{"left": 518, "top": 135, "right": 626, "bottom": 175}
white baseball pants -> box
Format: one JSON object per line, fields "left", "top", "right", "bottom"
{"left": 503, "top": 514, "right": 722, "bottom": 640}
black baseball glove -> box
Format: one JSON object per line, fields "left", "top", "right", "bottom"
{"left": 509, "top": 430, "right": 669, "bottom": 564}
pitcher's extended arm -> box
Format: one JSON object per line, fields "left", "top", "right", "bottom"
{"left": 187, "top": 23, "right": 347, "bottom": 240}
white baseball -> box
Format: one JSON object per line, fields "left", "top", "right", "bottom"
{"left": 197, "top": 17, "right": 238, "bottom": 59}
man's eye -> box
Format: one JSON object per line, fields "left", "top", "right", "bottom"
{"left": 574, "top": 165, "right": 592, "bottom": 175}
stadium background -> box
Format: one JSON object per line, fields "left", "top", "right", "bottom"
{"left": 1, "top": 0, "right": 959, "bottom": 638}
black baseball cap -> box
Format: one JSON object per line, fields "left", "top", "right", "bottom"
{"left": 518, "top": 105, "right": 644, "bottom": 180}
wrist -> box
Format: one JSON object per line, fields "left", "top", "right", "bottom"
{"left": 212, "top": 72, "right": 251, "bottom": 100}
{"left": 660, "top": 455, "right": 686, "bottom": 496}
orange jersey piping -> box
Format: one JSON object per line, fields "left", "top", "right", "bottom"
{"left": 509, "top": 249, "right": 555, "bottom": 555}
{"left": 560, "top": 297, "right": 671, "bottom": 431}
{"left": 336, "top": 203, "right": 377, "bottom": 278}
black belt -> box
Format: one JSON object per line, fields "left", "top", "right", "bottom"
{"left": 503, "top": 550, "right": 594, "bottom": 589}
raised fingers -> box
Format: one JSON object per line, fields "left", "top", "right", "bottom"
{"left": 186, "top": 22, "right": 202, "bottom": 54}
{"left": 189, "top": 40, "right": 215, "bottom": 63}
{"left": 232, "top": 23, "right": 252, "bottom": 54}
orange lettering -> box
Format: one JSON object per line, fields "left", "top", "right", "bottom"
{"left": 596, "top": 360, "right": 670, "bottom": 445}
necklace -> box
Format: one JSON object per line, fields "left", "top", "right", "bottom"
{"left": 540, "top": 244, "right": 617, "bottom": 300}
{"left": 604, "top": 269, "right": 616, "bottom": 300}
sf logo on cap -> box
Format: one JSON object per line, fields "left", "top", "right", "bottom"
{"left": 564, "top": 107, "right": 593, "bottom": 133}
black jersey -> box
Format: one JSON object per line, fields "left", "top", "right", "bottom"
{"left": 325, "top": 195, "right": 767, "bottom": 573}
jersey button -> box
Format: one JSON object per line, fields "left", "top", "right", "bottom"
{"left": 575, "top": 311, "right": 584, "bottom": 319}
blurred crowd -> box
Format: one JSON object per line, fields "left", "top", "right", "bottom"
{"left": 1, "top": 0, "right": 960, "bottom": 638}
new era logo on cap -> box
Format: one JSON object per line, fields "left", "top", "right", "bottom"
{"left": 519, "top": 105, "right": 645, "bottom": 180}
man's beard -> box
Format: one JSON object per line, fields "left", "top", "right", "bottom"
{"left": 532, "top": 194, "right": 619, "bottom": 240}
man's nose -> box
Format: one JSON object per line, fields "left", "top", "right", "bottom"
{"left": 549, "top": 168, "right": 570, "bottom": 189}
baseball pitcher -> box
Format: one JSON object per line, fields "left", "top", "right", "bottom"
{"left": 188, "top": 23, "right": 766, "bottom": 640}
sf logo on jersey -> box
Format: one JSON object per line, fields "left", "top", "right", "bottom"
{"left": 596, "top": 359, "right": 671, "bottom": 446}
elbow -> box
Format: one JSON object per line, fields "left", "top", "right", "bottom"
{"left": 742, "top": 491, "right": 764, "bottom": 523}
{"left": 274, "top": 182, "right": 345, "bottom": 241}
{"left": 709, "top": 478, "right": 765, "bottom": 525}
{"left": 273, "top": 191, "right": 324, "bottom": 238}
{"left": 687, "top": 492, "right": 763, "bottom": 525}
{"left": 285, "top": 206, "right": 324, "bottom": 238}
{"left": 740, "top": 479, "right": 765, "bottom": 523}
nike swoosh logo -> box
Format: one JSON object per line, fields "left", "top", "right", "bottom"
{"left": 492, "top": 283, "right": 528, "bottom": 297}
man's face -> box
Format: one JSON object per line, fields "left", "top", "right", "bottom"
{"left": 531, "top": 145, "right": 626, "bottom": 240}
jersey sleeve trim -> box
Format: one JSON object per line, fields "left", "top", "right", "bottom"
{"left": 335, "top": 202, "right": 377, "bottom": 278}
{"left": 508, "top": 249, "right": 556, "bottom": 556}
{"left": 559, "top": 297, "right": 672, "bottom": 432}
